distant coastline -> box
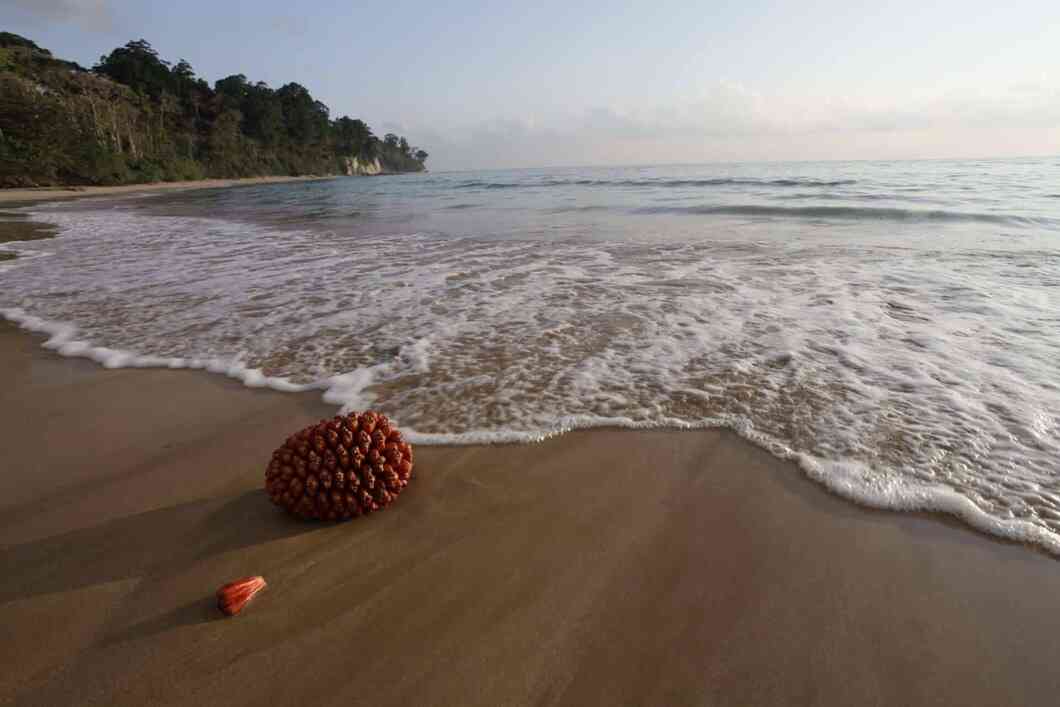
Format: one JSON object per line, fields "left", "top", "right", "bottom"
{"left": 0, "top": 32, "right": 428, "bottom": 189}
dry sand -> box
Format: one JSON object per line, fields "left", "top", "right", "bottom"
{"left": 2, "top": 321, "right": 1059, "bottom": 706}
{"left": 0, "top": 175, "right": 336, "bottom": 204}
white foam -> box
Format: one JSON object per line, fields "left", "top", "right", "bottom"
{"left": 1, "top": 307, "right": 317, "bottom": 394}
{"left": 4, "top": 199, "right": 1060, "bottom": 556}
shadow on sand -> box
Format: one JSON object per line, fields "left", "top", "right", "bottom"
{"left": 0, "top": 489, "right": 319, "bottom": 606}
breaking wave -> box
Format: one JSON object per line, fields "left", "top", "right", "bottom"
{"left": 455, "top": 177, "right": 858, "bottom": 190}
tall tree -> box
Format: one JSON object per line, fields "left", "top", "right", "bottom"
{"left": 95, "top": 39, "right": 173, "bottom": 98}
{"left": 242, "top": 82, "right": 283, "bottom": 145}
{"left": 214, "top": 74, "right": 249, "bottom": 108}
{"left": 334, "top": 116, "right": 374, "bottom": 157}
{"left": 277, "top": 82, "right": 323, "bottom": 143}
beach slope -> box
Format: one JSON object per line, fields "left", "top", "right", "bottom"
{"left": 1, "top": 322, "right": 1059, "bottom": 706}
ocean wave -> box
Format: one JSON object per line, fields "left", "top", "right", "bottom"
{"left": 773, "top": 191, "right": 944, "bottom": 204}
{"left": 455, "top": 177, "right": 858, "bottom": 190}
{"left": 547, "top": 205, "right": 613, "bottom": 213}
{"left": 632, "top": 204, "right": 1058, "bottom": 227}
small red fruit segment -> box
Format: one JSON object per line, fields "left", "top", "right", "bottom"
{"left": 217, "top": 575, "right": 267, "bottom": 617}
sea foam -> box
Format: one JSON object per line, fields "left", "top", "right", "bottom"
{"left": 3, "top": 161, "right": 1060, "bottom": 554}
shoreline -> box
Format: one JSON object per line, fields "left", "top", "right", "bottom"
{"left": 2, "top": 187, "right": 1056, "bottom": 559}
{"left": 0, "top": 174, "right": 340, "bottom": 204}
{"left": 3, "top": 321, "right": 1060, "bottom": 705}
{"left": 2, "top": 300, "right": 1055, "bottom": 559}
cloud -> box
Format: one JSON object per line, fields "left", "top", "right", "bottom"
{"left": 411, "top": 80, "right": 1060, "bottom": 170}
{"left": 3, "top": 0, "right": 114, "bottom": 31}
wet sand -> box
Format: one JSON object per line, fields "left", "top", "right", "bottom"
{"left": 2, "top": 321, "right": 1060, "bottom": 706}
{"left": 0, "top": 175, "right": 337, "bottom": 204}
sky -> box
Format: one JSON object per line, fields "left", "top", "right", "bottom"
{"left": 4, "top": 0, "right": 1060, "bottom": 171}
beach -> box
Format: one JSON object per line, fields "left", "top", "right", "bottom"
{"left": 3, "top": 320, "right": 1060, "bottom": 706}
{"left": 0, "top": 175, "right": 336, "bottom": 204}
{"left": 4, "top": 5, "right": 1059, "bottom": 703}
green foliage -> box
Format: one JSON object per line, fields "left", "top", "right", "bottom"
{"left": 95, "top": 39, "right": 174, "bottom": 99}
{"left": 0, "top": 33, "right": 45, "bottom": 52}
{"left": 334, "top": 117, "right": 380, "bottom": 161}
{"left": 0, "top": 32, "right": 82, "bottom": 77}
{"left": 0, "top": 35, "right": 429, "bottom": 188}
{"left": 71, "top": 142, "right": 132, "bottom": 186}
{"left": 166, "top": 158, "right": 206, "bottom": 181}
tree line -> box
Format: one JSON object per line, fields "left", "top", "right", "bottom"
{"left": 0, "top": 33, "right": 427, "bottom": 187}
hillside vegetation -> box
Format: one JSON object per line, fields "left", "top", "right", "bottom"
{"left": 0, "top": 33, "right": 427, "bottom": 187}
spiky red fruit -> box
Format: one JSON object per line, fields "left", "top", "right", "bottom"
{"left": 264, "top": 411, "right": 414, "bottom": 521}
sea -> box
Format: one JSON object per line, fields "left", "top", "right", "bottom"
{"left": 3, "top": 158, "right": 1059, "bottom": 552}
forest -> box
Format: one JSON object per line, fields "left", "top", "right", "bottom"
{"left": 0, "top": 33, "right": 428, "bottom": 187}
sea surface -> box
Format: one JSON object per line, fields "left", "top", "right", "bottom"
{"left": 3, "top": 158, "right": 1060, "bottom": 552}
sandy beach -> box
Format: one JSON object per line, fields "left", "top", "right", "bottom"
{"left": 0, "top": 175, "right": 337, "bottom": 204}
{"left": 4, "top": 6, "right": 1058, "bottom": 705}
{"left": 1, "top": 321, "right": 1059, "bottom": 706}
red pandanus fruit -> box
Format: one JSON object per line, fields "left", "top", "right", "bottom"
{"left": 264, "top": 411, "right": 414, "bottom": 521}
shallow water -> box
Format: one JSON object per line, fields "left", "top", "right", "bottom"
{"left": 3, "top": 158, "right": 1060, "bottom": 552}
